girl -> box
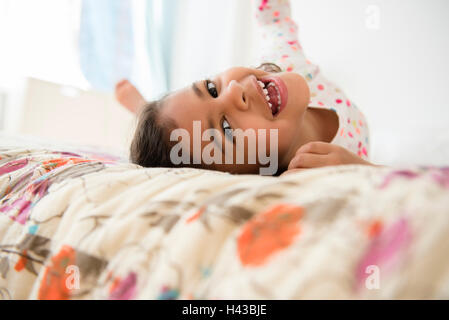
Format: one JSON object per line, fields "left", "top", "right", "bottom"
{"left": 116, "top": 0, "right": 378, "bottom": 175}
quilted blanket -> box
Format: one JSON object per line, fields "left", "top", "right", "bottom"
{"left": 0, "top": 146, "right": 449, "bottom": 299}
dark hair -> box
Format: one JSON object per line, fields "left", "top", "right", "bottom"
{"left": 256, "top": 62, "right": 282, "bottom": 73}
{"left": 129, "top": 62, "right": 282, "bottom": 172}
{"left": 129, "top": 98, "right": 179, "bottom": 168}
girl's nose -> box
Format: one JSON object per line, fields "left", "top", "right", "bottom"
{"left": 227, "top": 80, "right": 248, "bottom": 111}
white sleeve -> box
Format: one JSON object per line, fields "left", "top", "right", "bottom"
{"left": 253, "top": 0, "right": 316, "bottom": 75}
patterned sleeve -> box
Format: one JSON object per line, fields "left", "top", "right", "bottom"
{"left": 253, "top": 0, "right": 314, "bottom": 75}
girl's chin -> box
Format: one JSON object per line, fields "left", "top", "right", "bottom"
{"left": 284, "top": 100, "right": 307, "bottom": 121}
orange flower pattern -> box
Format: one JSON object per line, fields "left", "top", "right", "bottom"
{"left": 237, "top": 204, "right": 303, "bottom": 267}
{"left": 1, "top": 133, "right": 449, "bottom": 299}
{"left": 38, "top": 245, "right": 76, "bottom": 300}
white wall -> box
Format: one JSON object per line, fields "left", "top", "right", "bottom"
{"left": 170, "top": 0, "right": 258, "bottom": 89}
{"left": 0, "top": 0, "right": 88, "bottom": 89}
{"left": 171, "top": 0, "right": 449, "bottom": 166}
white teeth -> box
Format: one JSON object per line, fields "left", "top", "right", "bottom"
{"left": 259, "top": 80, "right": 282, "bottom": 111}
{"left": 258, "top": 80, "right": 271, "bottom": 102}
{"left": 267, "top": 81, "right": 282, "bottom": 108}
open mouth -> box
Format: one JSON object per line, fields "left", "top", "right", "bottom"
{"left": 257, "top": 78, "right": 285, "bottom": 117}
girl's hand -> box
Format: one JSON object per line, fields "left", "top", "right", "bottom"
{"left": 282, "top": 141, "right": 375, "bottom": 175}
{"left": 115, "top": 79, "right": 147, "bottom": 114}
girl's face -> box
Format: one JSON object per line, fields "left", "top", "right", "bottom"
{"left": 160, "top": 67, "right": 311, "bottom": 174}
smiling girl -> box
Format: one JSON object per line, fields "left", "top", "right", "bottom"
{"left": 116, "top": 0, "right": 378, "bottom": 175}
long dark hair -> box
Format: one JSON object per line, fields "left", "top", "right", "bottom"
{"left": 129, "top": 62, "right": 282, "bottom": 171}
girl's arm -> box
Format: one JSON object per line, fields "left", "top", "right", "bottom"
{"left": 115, "top": 79, "right": 147, "bottom": 114}
{"left": 282, "top": 141, "right": 382, "bottom": 176}
{"left": 253, "top": 0, "right": 313, "bottom": 74}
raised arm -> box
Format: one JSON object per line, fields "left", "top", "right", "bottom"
{"left": 115, "top": 79, "right": 147, "bottom": 114}
{"left": 253, "top": 0, "right": 312, "bottom": 73}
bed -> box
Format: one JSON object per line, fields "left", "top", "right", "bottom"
{"left": 0, "top": 134, "right": 449, "bottom": 300}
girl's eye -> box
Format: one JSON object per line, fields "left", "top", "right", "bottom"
{"left": 222, "top": 118, "right": 234, "bottom": 142}
{"left": 206, "top": 80, "right": 218, "bottom": 98}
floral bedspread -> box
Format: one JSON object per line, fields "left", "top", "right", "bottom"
{"left": 0, "top": 146, "right": 449, "bottom": 299}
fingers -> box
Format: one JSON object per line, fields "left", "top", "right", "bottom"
{"left": 288, "top": 142, "right": 339, "bottom": 170}
{"left": 288, "top": 153, "right": 331, "bottom": 170}
{"left": 296, "top": 141, "right": 335, "bottom": 155}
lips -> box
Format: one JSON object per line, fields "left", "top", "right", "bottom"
{"left": 260, "top": 76, "right": 288, "bottom": 116}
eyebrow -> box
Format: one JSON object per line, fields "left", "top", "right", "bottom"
{"left": 192, "top": 82, "right": 204, "bottom": 99}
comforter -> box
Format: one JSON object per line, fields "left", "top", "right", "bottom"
{"left": 0, "top": 146, "right": 448, "bottom": 299}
